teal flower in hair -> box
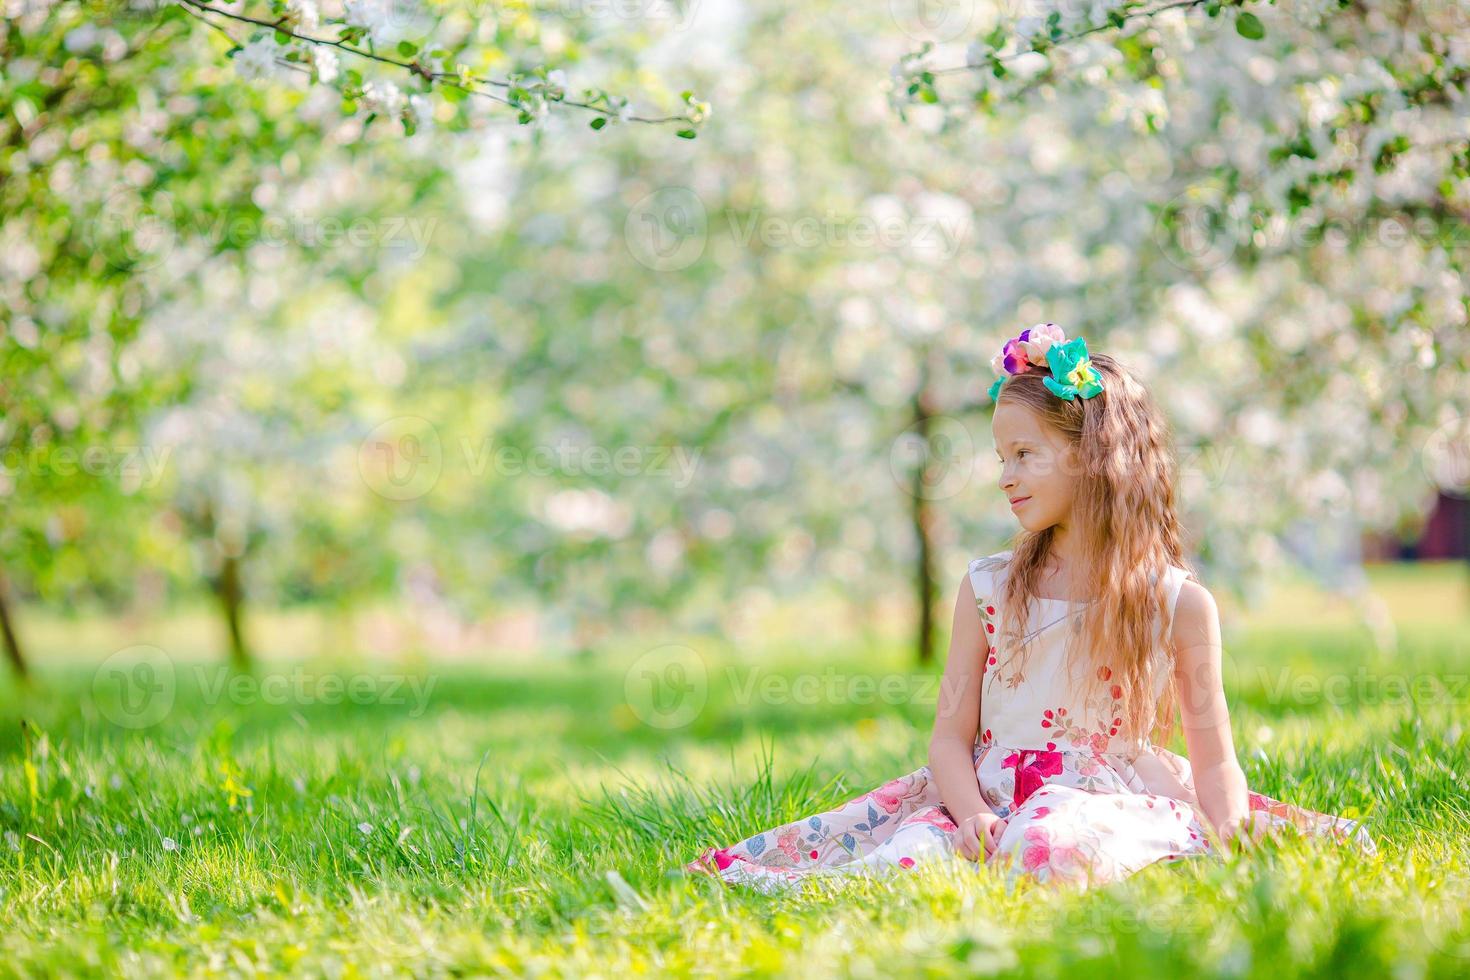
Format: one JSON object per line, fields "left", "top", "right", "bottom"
{"left": 1041, "top": 336, "right": 1105, "bottom": 401}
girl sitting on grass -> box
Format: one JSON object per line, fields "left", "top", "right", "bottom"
{"left": 686, "top": 322, "right": 1376, "bottom": 893}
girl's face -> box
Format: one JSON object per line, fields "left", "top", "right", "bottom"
{"left": 991, "top": 402, "right": 1078, "bottom": 532}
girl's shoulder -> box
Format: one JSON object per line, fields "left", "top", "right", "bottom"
{"left": 968, "top": 549, "right": 1013, "bottom": 572}
{"left": 966, "top": 550, "right": 1013, "bottom": 601}
{"left": 1167, "top": 573, "right": 1212, "bottom": 630}
{"left": 1161, "top": 562, "right": 1196, "bottom": 623}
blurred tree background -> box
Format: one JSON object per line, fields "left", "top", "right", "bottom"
{"left": 2, "top": 0, "right": 1467, "bottom": 675}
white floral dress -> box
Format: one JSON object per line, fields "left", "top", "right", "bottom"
{"left": 685, "top": 551, "right": 1377, "bottom": 894}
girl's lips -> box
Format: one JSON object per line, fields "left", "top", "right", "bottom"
{"left": 1009, "top": 496, "right": 1031, "bottom": 509}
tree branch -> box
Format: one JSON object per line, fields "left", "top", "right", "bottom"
{"left": 929, "top": 0, "right": 1216, "bottom": 76}
{"left": 176, "top": 0, "right": 697, "bottom": 125}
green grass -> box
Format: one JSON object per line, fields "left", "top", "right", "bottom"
{"left": 2, "top": 614, "right": 1469, "bottom": 976}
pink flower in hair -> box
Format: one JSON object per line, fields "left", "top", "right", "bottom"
{"left": 987, "top": 322, "right": 1069, "bottom": 401}
{"left": 1019, "top": 322, "right": 1066, "bottom": 362}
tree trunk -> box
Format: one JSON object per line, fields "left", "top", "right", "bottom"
{"left": 0, "top": 569, "right": 28, "bottom": 680}
{"left": 216, "top": 553, "right": 251, "bottom": 669}
{"left": 910, "top": 389, "right": 939, "bottom": 665}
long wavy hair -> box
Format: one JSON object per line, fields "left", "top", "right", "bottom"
{"left": 988, "top": 351, "right": 1197, "bottom": 751}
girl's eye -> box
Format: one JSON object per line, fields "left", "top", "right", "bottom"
{"left": 1016, "top": 450, "right": 1029, "bottom": 458}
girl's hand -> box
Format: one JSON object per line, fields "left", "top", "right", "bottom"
{"left": 1216, "top": 811, "right": 1271, "bottom": 853}
{"left": 955, "top": 810, "right": 1008, "bottom": 862}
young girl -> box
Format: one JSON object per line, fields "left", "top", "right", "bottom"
{"left": 684, "top": 323, "right": 1377, "bottom": 894}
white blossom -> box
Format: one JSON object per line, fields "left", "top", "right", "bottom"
{"left": 360, "top": 79, "right": 405, "bottom": 119}
{"left": 406, "top": 94, "right": 434, "bottom": 130}
{"left": 343, "top": 0, "right": 399, "bottom": 44}
{"left": 286, "top": 0, "right": 319, "bottom": 30}
{"left": 312, "top": 46, "right": 339, "bottom": 84}
{"left": 233, "top": 37, "right": 283, "bottom": 82}
{"left": 62, "top": 23, "right": 103, "bottom": 52}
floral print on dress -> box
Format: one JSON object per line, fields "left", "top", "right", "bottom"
{"left": 683, "top": 550, "right": 1379, "bottom": 894}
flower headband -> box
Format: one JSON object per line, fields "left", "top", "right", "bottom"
{"left": 987, "top": 322, "right": 1105, "bottom": 402}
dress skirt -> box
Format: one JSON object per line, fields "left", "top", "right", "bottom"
{"left": 685, "top": 741, "right": 1376, "bottom": 894}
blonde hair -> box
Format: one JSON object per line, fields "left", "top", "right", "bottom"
{"left": 988, "top": 351, "right": 1197, "bottom": 750}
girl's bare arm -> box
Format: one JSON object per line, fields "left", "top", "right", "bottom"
{"left": 927, "top": 571, "right": 989, "bottom": 824}
{"left": 1171, "top": 580, "right": 1251, "bottom": 843}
